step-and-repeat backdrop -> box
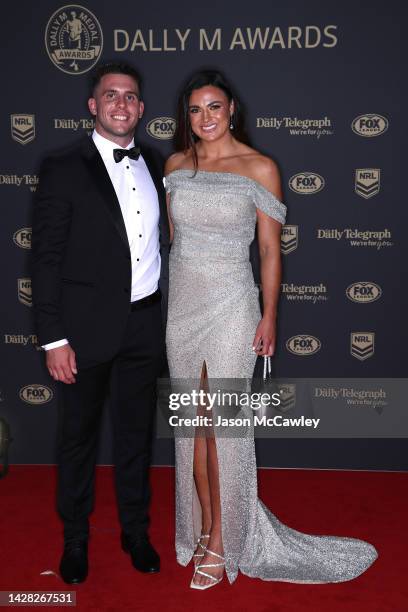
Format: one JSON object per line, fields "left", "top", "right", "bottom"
{"left": 1, "top": 1, "right": 406, "bottom": 469}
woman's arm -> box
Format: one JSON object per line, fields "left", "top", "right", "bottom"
{"left": 164, "top": 154, "right": 181, "bottom": 244}
{"left": 251, "top": 158, "right": 283, "bottom": 357}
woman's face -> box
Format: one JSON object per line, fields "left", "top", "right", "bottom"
{"left": 188, "top": 85, "right": 234, "bottom": 142}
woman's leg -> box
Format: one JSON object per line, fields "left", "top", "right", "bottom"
{"left": 193, "top": 437, "right": 212, "bottom": 534}
{"left": 192, "top": 362, "right": 212, "bottom": 548}
{"left": 192, "top": 364, "right": 225, "bottom": 587}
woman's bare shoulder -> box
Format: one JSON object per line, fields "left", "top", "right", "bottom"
{"left": 164, "top": 151, "right": 192, "bottom": 175}
{"left": 242, "top": 151, "right": 281, "bottom": 196}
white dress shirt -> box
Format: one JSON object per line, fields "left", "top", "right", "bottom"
{"left": 43, "top": 129, "right": 161, "bottom": 350}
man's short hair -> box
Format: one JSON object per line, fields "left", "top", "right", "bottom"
{"left": 90, "top": 62, "right": 142, "bottom": 98}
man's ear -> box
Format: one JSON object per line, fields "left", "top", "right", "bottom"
{"left": 88, "top": 98, "right": 97, "bottom": 116}
{"left": 138, "top": 100, "right": 145, "bottom": 119}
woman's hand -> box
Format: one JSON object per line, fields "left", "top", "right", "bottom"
{"left": 252, "top": 316, "right": 276, "bottom": 357}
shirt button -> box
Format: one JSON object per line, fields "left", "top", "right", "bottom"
{"left": 132, "top": 187, "right": 135, "bottom": 191}
{"left": 137, "top": 211, "right": 140, "bottom": 214}
{"left": 139, "top": 234, "right": 142, "bottom": 238}
{"left": 126, "top": 166, "right": 129, "bottom": 169}
{"left": 136, "top": 258, "right": 140, "bottom": 262}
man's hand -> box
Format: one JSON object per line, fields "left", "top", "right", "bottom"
{"left": 46, "top": 344, "right": 77, "bottom": 384}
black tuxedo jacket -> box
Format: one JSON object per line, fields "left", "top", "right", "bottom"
{"left": 32, "top": 136, "right": 169, "bottom": 364}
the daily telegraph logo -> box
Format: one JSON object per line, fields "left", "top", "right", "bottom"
{"left": 54, "top": 118, "right": 95, "bottom": 132}
{"left": 317, "top": 228, "right": 393, "bottom": 249}
{"left": 17, "top": 278, "right": 32, "bottom": 307}
{"left": 350, "top": 332, "right": 375, "bottom": 361}
{"left": 4, "top": 334, "right": 39, "bottom": 349}
{"left": 19, "top": 384, "right": 53, "bottom": 405}
{"left": 289, "top": 172, "right": 324, "bottom": 195}
{"left": 346, "top": 282, "right": 382, "bottom": 304}
{"left": 0, "top": 175, "right": 39, "bottom": 191}
{"left": 281, "top": 225, "right": 298, "bottom": 255}
{"left": 351, "top": 114, "right": 388, "bottom": 137}
{"left": 355, "top": 169, "right": 380, "bottom": 199}
{"left": 11, "top": 114, "right": 35, "bottom": 145}
{"left": 286, "top": 335, "right": 321, "bottom": 356}
{"left": 146, "top": 117, "right": 176, "bottom": 140}
{"left": 13, "top": 227, "right": 32, "bottom": 249}
{"left": 45, "top": 5, "right": 103, "bottom": 74}
{"left": 282, "top": 283, "right": 328, "bottom": 303}
{"left": 256, "top": 116, "right": 333, "bottom": 138}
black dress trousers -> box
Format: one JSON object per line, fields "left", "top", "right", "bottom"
{"left": 56, "top": 299, "right": 165, "bottom": 542}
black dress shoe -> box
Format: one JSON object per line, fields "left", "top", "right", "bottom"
{"left": 121, "top": 532, "right": 160, "bottom": 573}
{"left": 59, "top": 540, "right": 88, "bottom": 584}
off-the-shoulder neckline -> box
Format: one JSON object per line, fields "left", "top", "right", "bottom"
{"left": 165, "top": 168, "right": 281, "bottom": 200}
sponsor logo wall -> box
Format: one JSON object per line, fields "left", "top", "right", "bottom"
{"left": 1, "top": 0, "right": 405, "bottom": 469}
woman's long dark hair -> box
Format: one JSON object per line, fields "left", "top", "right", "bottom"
{"left": 175, "top": 69, "right": 249, "bottom": 171}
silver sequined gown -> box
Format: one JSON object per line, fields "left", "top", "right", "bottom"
{"left": 165, "top": 169, "right": 377, "bottom": 584}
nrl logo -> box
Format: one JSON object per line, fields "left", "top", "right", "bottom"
{"left": 17, "top": 278, "right": 32, "bottom": 307}
{"left": 355, "top": 169, "right": 380, "bottom": 199}
{"left": 350, "top": 332, "right": 375, "bottom": 361}
{"left": 277, "top": 384, "right": 296, "bottom": 412}
{"left": 11, "top": 114, "right": 35, "bottom": 145}
{"left": 281, "top": 225, "right": 298, "bottom": 255}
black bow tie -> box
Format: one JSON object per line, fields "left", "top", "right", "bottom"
{"left": 113, "top": 146, "right": 141, "bottom": 163}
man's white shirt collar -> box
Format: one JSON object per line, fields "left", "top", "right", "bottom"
{"left": 92, "top": 129, "right": 135, "bottom": 161}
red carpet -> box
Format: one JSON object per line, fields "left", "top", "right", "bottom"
{"left": 0, "top": 466, "right": 406, "bottom": 611}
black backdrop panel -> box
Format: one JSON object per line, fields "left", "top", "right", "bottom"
{"left": 1, "top": 1, "right": 407, "bottom": 469}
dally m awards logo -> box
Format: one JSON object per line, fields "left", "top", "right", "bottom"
{"left": 286, "top": 335, "right": 321, "bottom": 356}
{"left": 146, "top": 117, "right": 176, "bottom": 140}
{"left": 281, "top": 225, "right": 298, "bottom": 255}
{"left": 350, "top": 332, "right": 375, "bottom": 361}
{"left": 17, "top": 278, "right": 32, "bottom": 307}
{"left": 45, "top": 5, "right": 103, "bottom": 75}
{"left": 11, "top": 115, "right": 35, "bottom": 145}
{"left": 13, "top": 227, "right": 31, "bottom": 249}
{"left": 289, "top": 172, "right": 325, "bottom": 195}
{"left": 351, "top": 114, "right": 388, "bottom": 137}
{"left": 346, "top": 282, "right": 382, "bottom": 304}
{"left": 355, "top": 169, "right": 380, "bottom": 199}
{"left": 19, "top": 384, "right": 53, "bottom": 405}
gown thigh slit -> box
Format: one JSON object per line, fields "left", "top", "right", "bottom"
{"left": 165, "top": 169, "right": 378, "bottom": 584}
{"left": 193, "top": 360, "right": 227, "bottom": 560}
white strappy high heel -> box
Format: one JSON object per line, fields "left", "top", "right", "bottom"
{"left": 193, "top": 534, "right": 210, "bottom": 568}
{"left": 190, "top": 548, "right": 225, "bottom": 590}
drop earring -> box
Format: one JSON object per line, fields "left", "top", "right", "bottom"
{"left": 229, "top": 115, "right": 234, "bottom": 130}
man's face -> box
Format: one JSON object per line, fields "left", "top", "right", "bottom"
{"left": 88, "top": 73, "right": 144, "bottom": 146}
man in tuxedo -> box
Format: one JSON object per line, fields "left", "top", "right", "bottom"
{"left": 32, "top": 62, "right": 169, "bottom": 584}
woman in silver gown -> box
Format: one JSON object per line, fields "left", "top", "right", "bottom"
{"left": 164, "top": 70, "right": 377, "bottom": 589}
